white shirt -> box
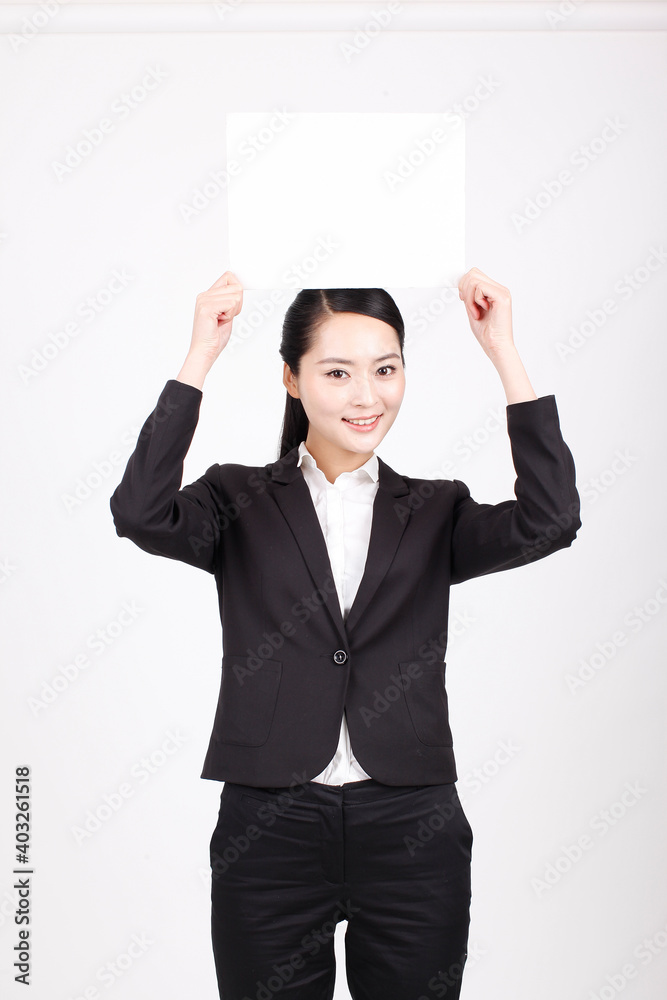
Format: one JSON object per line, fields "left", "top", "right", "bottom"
{"left": 297, "top": 439, "right": 378, "bottom": 785}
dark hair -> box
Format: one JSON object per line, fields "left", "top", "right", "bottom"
{"left": 277, "top": 289, "right": 406, "bottom": 460}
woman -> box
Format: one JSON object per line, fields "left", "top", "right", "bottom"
{"left": 110, "top": 267, "right": 581, "bottom": 999}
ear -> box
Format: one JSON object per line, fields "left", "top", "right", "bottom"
{"left": 282, "top": 362, "right": 300, "bottom": 399}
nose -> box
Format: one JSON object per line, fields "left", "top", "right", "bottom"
{"left": 349, "top": 376, "right": 379, "bottom": 407}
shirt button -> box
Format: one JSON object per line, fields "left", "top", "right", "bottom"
{"left": 333, "top": 649, "right": 348, "bottom": 664}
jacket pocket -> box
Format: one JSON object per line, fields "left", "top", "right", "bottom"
{"left": 214, "top": 654, "right": 282, "bottom": 747}
{"left": 398, "top": 661, "right": 453, "bottom": 747}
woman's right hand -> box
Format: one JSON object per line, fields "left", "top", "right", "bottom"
{"left": 176, "top": 271, "right": 244, "bottom": 389}
{"left": 189, "top": 270, "right": 244, "bottom": 362}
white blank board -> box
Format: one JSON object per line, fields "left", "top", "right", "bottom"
{"left": 226, "top": 111, "right": 465, "bottom": 290}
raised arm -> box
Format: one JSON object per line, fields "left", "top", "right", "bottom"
{"left": 450, "top": 268, "right": 581, "bottom": 584}
{"left": 109, "top": 271, "right": 244, "bottom": 573}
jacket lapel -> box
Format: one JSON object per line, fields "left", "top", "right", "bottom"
{"left": 269, "top": 446, "right": 412, "bottom": 644}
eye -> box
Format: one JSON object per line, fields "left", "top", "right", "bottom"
{"left": 324, "top": 365, "right": 397, "bottom": 379}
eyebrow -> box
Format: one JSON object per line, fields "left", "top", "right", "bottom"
{"left": 315, "top": 353, "right": 402, "bottom": 365}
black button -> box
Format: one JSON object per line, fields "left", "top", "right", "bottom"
{"left": 333, "top": 649, "right": 348, "bottom": 664}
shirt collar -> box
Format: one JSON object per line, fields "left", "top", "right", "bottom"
{"left": 297, "top": 440, "right": 379, "bottom": 485}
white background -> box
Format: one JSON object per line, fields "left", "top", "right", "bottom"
{"left": 1, "top": 4, "right": 666, "bottom": 999}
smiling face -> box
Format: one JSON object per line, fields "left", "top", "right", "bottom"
{"left": 282, "top": 311, "right": 406, "bottom": 480}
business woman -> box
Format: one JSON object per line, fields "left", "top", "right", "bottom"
{"left": 110, "top": 267, "right": 581, "bottom": 1000}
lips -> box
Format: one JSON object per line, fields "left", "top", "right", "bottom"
{"left": 342, "top": 415, "right": 382, "bottom": 430}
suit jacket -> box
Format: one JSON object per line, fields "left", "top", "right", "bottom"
{"left": 109, "top": 379, "right": 581, "bottom": 788}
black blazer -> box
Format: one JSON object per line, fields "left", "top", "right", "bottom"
{"left": 110, "top": 379, "right": 581, "bottom": 788}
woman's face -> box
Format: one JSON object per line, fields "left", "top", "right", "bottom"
{"left": 283, "top": 311, "right": 406, "bottom": 467}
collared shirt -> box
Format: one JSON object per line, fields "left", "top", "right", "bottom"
{"left": 296, "top": 439, "right": 379, "bottom": 785}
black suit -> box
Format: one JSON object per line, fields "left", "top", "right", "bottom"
{"left": 110, "top": 378, "right": 581, "bottom": 789}
{"left": 110, "top": 377, "right": 581, "bottom": 998}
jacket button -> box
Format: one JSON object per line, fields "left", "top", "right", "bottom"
{"left": 333, "top": 649, "right": 348, "bottom": 664}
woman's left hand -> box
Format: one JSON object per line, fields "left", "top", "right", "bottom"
{"left": 458, "top": 267, "right": 515, "bottom": 360}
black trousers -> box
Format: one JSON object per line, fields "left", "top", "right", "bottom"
{"left": 209, "top": 777, "right": 473, "bottom": 1000}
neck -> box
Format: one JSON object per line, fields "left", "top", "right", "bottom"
{"left": 303, "top": 435, "right": 373, "bottom": 484}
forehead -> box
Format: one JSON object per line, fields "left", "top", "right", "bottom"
{"left": 316, "top": 311, "right": 393, "bottom": 333}
{"left": 308, "top": 312, "right": 400, "bottom": 355}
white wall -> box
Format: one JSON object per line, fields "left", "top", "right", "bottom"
{"left": 1, "top": 6, "right": 666, "bottom": 999}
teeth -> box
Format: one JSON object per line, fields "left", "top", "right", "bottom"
{"left": 345, "top": 416, "right": 377, "bottom": 425}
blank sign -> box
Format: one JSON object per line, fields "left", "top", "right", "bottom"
{"left": 226, "top": 111, "right": 465, "bottom": 290}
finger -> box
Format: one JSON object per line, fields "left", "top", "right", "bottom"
{"left": 198, "top": 288, "right": 241, "bottom": 311}
{"left": 209, "top": 270, "right": 243, "bottom": 291}
{"left": 202, "top": 285, "right": 244, "bottom": 308}
{"left": 473, "top": 283, "right": 491, "bottom": 311}
{"left": 461, "top": 268, "right": 502, "bottom": 293}
{"left": 458, "top": 282, "right": 480, "bottom": 320}
{"left": 459, "top": 280, "right": 485, "bottom": 318}
{"left": 458, "top": 269, "right": 491, "bottom": 303}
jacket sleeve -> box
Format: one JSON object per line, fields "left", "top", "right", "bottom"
{"left": 450, "top": 394, "right": 581, "bottom": 585}
{"left": 109, "top": 379, "right": 224, "bottom": 574}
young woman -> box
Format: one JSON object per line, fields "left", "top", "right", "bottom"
{"left": 110, "top": 267, "right": 581, "bottom": 999}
